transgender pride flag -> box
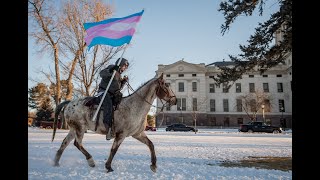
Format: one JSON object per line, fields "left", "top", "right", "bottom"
{"left": 84, "top": 10, "right": 144, "bottom": 49}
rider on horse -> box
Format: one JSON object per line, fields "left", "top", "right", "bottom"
{"left": 97, "top": 58, "right": 129, "bottom": 140}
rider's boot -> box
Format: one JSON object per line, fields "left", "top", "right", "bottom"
{"left": 104, "top": 123, "right": 112, "bottom": 140}
{"left": 106, "top": 127, "right": 112, "bottom": 140}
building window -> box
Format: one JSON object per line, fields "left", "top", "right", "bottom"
{"left": 209, "top": 84, "right": 215, "bottom": 93}
{"left": 277, "top": 83, "right": 283, "bottom": 92}
{"left": 249, "top": 75, "right": 254, "bottom": 78}
{"left": 224, "top": 117, "right": 230, "bottom": 126}
{"left": 165, "top": 116, "right": 171, "bottom": 125}
{"left": 263, "top": 83, "right": 269, "bottom": 92}
{"left": 249, "top": 83, "right": 255, "bottom": 92}
{"left": 236, "top": 83, "right": 241, "bottom": 93}
{"left": 262, "top": 75, "right": 268, "bottom": 77}
{"left": 237, "top": 118, "right": 244, "bottom": 125}
{"left": 250, "top": 99, "right": 257, "bottom": 112}
{"left": 276, "top": 74, "right": 282, "bottom": 77}
{"left": 236, "top": 99, "right": 242, "bottom": 112}
{"left": 177, "top": 98, "right": 186, "bottom": 111}
{"left": 178, "top": 74, "right": 184, "bottom": 77}
{"left": 193, "top": 98, "right": 197, "bottom": 111}
{"left": 223, "top": 99, "right": 229, "bottom": 112}
{"left": 166, "top": 74, "right": 170, "bottom": 77}
{"left": 166, "top": 105, "right": 170, "bottom": 111}
{"left": 210, "top": 99, "right": 216, "bottom": 112}
{"left": 209, "top": 117, "right": 216, "bottom": 126}
{"left": 192, "top": 82, "right": 197, "bottom": 92}
{"left": 178, "top": 82, "right": 184, "bottom": 92}
{"left": 279, "top": 99, "right": 285, "bottom": 112}
{"left": 209, "top": 75, "right": 214, "bottom": 78}
{"left": 192, "top": 74, "right": 197, "bottom": 77}
{"left": 264, "top": 99, "right": 271, "bottom": 112}
{"left": 223, "top": 83, "right": 229, "bottom": 93}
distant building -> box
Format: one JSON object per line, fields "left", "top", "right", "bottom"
{"left": 155, "top": 58, "right": 292, "bottom": 128}
{"left": 155, "top": 24, "right": 292, "bottom": 128}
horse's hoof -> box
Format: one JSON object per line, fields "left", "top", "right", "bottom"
{"left": 107, "top": 168, "right": 114, "bottom": 173}
{"left": 87, "top": 157, "right": 95, "bottom": 167}
{"left": 53, "top": 162, "right": 60, "bottom": 167}
{"left": 150, "top": 165, "right": 157, "bottom": 173}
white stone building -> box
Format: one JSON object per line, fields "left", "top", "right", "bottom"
{"left": 155, "top": 57, "right": 292, "bottom": 128}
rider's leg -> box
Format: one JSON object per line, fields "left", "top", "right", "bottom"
{"left": 102, "top": 93, "right": 113, "bottom": 140}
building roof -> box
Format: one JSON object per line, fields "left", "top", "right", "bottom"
{"left": 205, "top": 61, "right": 237, "bottom": 67}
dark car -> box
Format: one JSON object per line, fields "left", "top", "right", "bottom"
{"left": 165, "top": 123, "right": 197, "bottom": 132}
{"left": 239, "top": 121, "right": 282, "bottom": 133}
{"left": 39, "top": 121, "right": 62, "bottom": 129}
{"left": 145, "top": 125, "right": 156, "bottom": 131}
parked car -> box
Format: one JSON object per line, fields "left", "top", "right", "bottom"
{"left": 145, "top": 125, "right": 156, "bottom": 131}
{"left": 239, "top": 121, "right": 282, "bottom": 133}
{"left": 165, "top": 123, "right": 197, "bottom": 132}
{"left": 39, "top": 121, "right": 61, "bottom": 129}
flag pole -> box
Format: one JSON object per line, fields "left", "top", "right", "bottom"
{"left": 91, "top": 44, "right": 129, "bottom": 122}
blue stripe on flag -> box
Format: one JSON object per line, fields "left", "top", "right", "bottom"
{"left": 87, "top": 36, "right": 133, "bottom": 48}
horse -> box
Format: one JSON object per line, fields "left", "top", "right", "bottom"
{"left": 51, "top": 73, "right": 177, "bottom": 173}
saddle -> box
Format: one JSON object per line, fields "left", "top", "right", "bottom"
{"left": 83, "top": 96, "right": 105, "bottom": 131}
{"left": 83, "top": 96, "right": 117, "bottom": 135}
{"left": 83, "top": 96, "right": 100, "bottom": 107}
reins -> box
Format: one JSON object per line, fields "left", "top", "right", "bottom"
{"left": 124, "top": 81, "right": 172, "bottom": 117}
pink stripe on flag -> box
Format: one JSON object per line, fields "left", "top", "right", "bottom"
{"left": 84, "top": 28, "right": 136, "bottom": 45}
{"left": 86, "top": 15, "right": 142, "bottom": 35}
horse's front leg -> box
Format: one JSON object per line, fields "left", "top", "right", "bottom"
{"left": 105, "top": 133, "right": 125, "bottom": 172}
{"left": 132, "top": 132, "right": 157, "bottom": 172}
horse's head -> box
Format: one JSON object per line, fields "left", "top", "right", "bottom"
{"left": 155, "top": 73, "right": 177, "bottom": 106}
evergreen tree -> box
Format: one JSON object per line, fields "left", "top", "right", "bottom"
{"left": 28, "top": 83, "right": 50, "bottom": 109}
{"left": 28, "top": 83, "right": 54, "bottom": 122}
{"left": 214, "top": 0, "right": 292, "bottom": 85}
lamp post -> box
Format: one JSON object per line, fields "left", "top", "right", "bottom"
{"left": 261, "top": 104, "right": 265, "bottom": 123}
{"left": 179, "top": 106, "right": 183, "bottom": 123}
{"left": 280, "top": 106, "right": 285, "bottom": 131}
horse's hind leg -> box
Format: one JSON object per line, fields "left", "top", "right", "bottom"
{"left": 53, "top": 130, "right": 75, "bottom": 166}
{"left": 132, "top": 132, "right": 157, "bottom": 172}
{"left": 73, "top": 129, "right": 95, "bottom": 167}
{"left": 105, "top": 133, "right": 125, "bottom": 173}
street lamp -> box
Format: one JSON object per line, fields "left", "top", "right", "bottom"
{"left": 280, "top": 106, "right": 285, "bottom": 131}
{"left": 179, "top": 106, "right": 183, "bottom": 123}
{"left": 261, "top": 104, "right": 265, "bottom": 123}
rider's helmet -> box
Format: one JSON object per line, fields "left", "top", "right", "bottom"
{"left": 115, "top": 58, "right": 129, "bottom": 68}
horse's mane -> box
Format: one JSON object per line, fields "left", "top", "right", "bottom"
{"left": 124, "top": 77, "right": 157, "bottom": 98}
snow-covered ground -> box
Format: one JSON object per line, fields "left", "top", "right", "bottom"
{"left": 28, "top": 127, "right": 292, "bottom": 180}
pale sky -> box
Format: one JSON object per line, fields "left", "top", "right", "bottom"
{"left": 28, "top": 0, "right": 279, "bottom": 91}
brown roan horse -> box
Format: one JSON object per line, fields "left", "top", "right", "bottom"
{"left": 51, "top": 73, "right": 177, "bottom": 173}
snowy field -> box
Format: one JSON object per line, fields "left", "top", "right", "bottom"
{"left": 28, "top": 127, "right": 292, "bottom": 180}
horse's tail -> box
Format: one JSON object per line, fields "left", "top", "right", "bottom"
{"left": 52, "top": 100, "right": 71, "bottom": 142}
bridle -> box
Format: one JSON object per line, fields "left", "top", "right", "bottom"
{"left": 155, "top": 80, "right": 176, "bottom": 108}
{"left": 124, "top": 79, "right": 176, "bottom": 128}
{"left": 124, "top": 79, "right": 176, "bottom": 112}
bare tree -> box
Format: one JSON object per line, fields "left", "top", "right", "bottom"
{"left": 59, "top": 0, "right": 125, "bottom": 97}
{"left": 187, "top": 96, "right": 207, "bottom": 133}
{"left": 28, "top": 0, "right": 63, "bottom": 105}
{"left": 238, "top": 89, "right": 272, "bottom": 121}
